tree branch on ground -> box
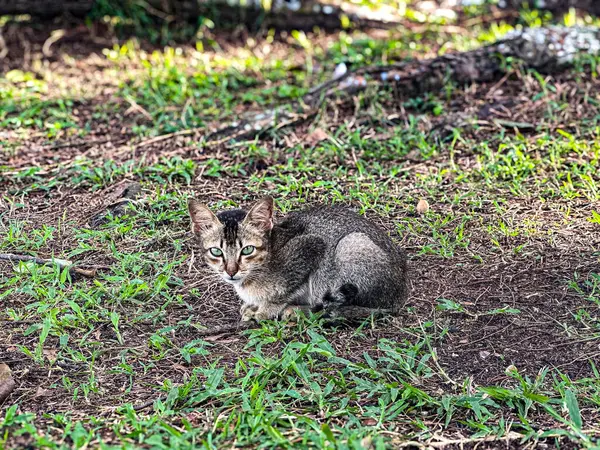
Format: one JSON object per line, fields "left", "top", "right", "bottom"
{"left": 166, "top": 26, "right": 600, "bottom": 147}
{"left": 0, "top": 253, "right": 110, "bottom": 277}
{"left": 502, "top": 0, "right": 600, "bottom": 16}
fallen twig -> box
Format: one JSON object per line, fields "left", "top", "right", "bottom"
{"left": 194, "top": 322, "right": 254, "bottom": 337}
{"left": 132, "top": 397, "right": 165, "bottom": 411}
{"left": 0, "top": 253, "right": 110, "bottom": 277}
{"left": 42, "top": 29, "right": 65, "bottom": 57}
{"left": 394, "top": 431, "right": 525, "bottom": 448}
{"left": 88, "top": 182, "right": 142, "bottom": 228}
{"left": 0, "top": 30, "right": 7, "bottom": 60}
{"left": 43, "top": 137, "right": 128, "bottom": 150}
{"left": 395, "top": 428, "right": 600, "bottom": 448}
{"left": 120, "top": 129, "right": 198, "bottom": 152}
{"left": 115, "top": 26, "right": 600, "bottom": 151}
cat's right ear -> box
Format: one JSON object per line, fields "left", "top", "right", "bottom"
{"left": 188, "top": 198, "right": 220, "bottom": 234}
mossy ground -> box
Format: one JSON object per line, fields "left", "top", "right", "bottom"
{"left": 1, "top": 2, "right": 600, "bottom": 448}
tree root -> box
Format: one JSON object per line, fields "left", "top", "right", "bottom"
{"left": 0, "top": 253, "right": 110, "bottom": 278}
{"left": 142, "top": 26, "right": 600, "bottom": 148}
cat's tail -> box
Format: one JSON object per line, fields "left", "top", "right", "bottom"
{"left": 324, "top": 305, "right": 395, "bottom": 323}
{"left": 322, "top": 283, "right": 359, "bottom": 307}
{"left": 321, "top": 283, "right": 397, "bottom": 322}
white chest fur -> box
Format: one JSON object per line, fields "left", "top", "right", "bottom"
{"left": 232, "top": 281, "right": 265, "bottom": 306}
{"left": 233, "top": 278, "right": 313, "bottom": 307}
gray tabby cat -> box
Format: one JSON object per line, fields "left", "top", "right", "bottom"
{"left": 188, "top": 196, "right": 408, "bottom": 322}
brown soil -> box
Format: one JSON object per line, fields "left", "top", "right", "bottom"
{"left": 1, "top": 15, "right": 599, "bottom": 448}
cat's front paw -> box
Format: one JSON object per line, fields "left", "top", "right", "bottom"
{"left": 240, "top": 303, "right": 258, "bottom": 322}
{"left": 280, "top": 305, "right": 315, "bottom": 321}
{"left": 240, "top": 303, "right": 272, "bottom": 322}
{"left": 280, "top": 306, "right": 299, "bottom": 321}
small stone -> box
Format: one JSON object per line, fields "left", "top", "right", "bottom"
{"left": 416, "top": 199, "right": 429, "bottom": 215}
{"left": 360, "top": 436, "right": 374, "bottom": 449}
{"left": 479, "top": 350, "right": 491, "bottom": 359}
{"left": 34, "top": 386, "right": 52, "bottom": 398}
{"left": 305, "top": 128, "right": 329, "bottom": 147}
{"left": 0, "top": 364, "right": 16, "bottom": 403}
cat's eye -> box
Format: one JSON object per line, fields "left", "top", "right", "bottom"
{"left": 241, "top": 245, "right": 255, "bottom": 256}
{"left": 209, "top": 247, "right": 223, "bottom": 257}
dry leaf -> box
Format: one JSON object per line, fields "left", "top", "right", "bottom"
{"left": 202, "top": 335, "right": 240, "bottom": 343}
{"left": 0, "top": 363, "right": 16, "bottom": 403}
{"left": 416, "top": 199, "right": 429, "bottom": 215}
{"left": 35, "top": 386, "right": 52, "bottom": 398}
{"left": 43, "top": 349, "right": 58, "bottom": 363}
{"left": 305, "top": 128, "right": 329, "bottom": 147}
{"left": 360, "top": 436, "right": 374, "bottom": 449}
{"left": 171, "top": 364, "right": 189, "bottom": 373}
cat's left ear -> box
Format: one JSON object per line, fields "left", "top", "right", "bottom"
{"left": 244, "top": 196, "right": 274, "bottom": 231}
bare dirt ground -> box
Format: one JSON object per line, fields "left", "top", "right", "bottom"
{"left": 1, "top": 9, "right": 600, "bottom": 449}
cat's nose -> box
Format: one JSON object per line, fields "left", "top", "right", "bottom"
{"left": 225, "top": 265, "right": 238, "bottom": 278}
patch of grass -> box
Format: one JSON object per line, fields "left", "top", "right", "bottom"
{"left": 1, "top": 312, "right": 599, "bottom": 447}
{"left": 111, "top": 44, "right": 308, "bottom": 135}
{"left": 89, "top": 0, "right": 207, "bottom": 44}
{"left": 3, "top": 156, "right": 196, "bottom": 195}
{"left": 0, "top": 220, "right": 56, "bottom": 251}
{"left": 0, "top": 71, "right": 79, "bottom": 137}
{"left": 3, "top": 4, "right": 600, "bottom": 448}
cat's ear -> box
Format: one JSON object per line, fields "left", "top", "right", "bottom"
{"left": 244, "top": 196, "right": 274, "bottom": 231}
{"left": 188, "top": 198, "right": 220, "bottom": 234}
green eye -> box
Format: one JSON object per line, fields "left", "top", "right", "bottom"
{"left": 209, "top": 248, "right": 223, "bottom": 257}
{"left": 241, "top": 245, "right": 255, "bottom": 256}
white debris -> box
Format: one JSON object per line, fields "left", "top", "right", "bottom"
{"left": 288, "top": 0, "right": 301, "bottom": 11}
{"left": 339, "top": 75, "right": 367, "bottom": 90}
{"left": 502, "top": 26, "right": 600, "bottom": 65}
{"left": 332, "top": 62, "right": 347, "bottom": 80}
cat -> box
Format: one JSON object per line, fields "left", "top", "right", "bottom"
{"left": 187, "top": 196, "right": 408, "bottom": 322}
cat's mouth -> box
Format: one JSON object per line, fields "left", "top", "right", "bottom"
{"left": 222, "top": 273, "right": 244, "bottom": 284}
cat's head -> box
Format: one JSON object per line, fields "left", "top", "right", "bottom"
{"left": 187, "top": 196, "right": 274, "bottom": 285}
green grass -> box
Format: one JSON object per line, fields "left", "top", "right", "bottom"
{"left": 2, "top": 3, "right": 600, "bottom": 449}
{"left": 2, "top": 126, "right": 599, "bottom": 447}
{"left": 0, "top": 71, "right": 79, "bottom": 137}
